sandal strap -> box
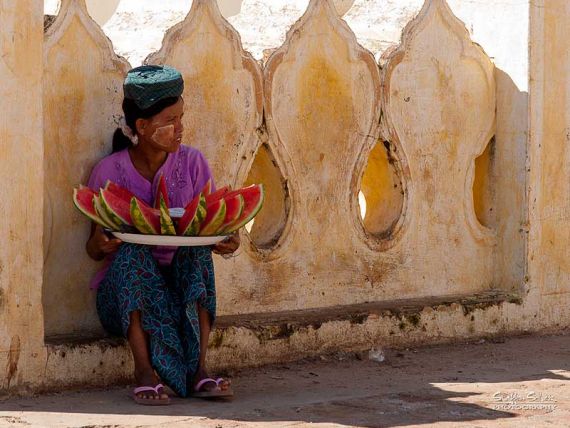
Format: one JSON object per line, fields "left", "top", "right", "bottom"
{"left": 134, "top": 383, "right": 164, "bottom": 395}
{"left": 194, "top": 378, "right": 219, "bottom": 392}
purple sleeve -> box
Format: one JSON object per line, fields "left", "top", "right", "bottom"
{"left": 192, "top": 150, "right": 216, "bottom": 196}
{"left": 87, "top": 161, "right": 108, "bottom": 191}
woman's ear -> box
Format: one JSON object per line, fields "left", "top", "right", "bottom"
{"left": 135, "top": 118, "right": 147, "bottom": 136}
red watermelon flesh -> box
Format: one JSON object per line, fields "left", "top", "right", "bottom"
{"left": 73, "top": 187, "right": 109, "bottom": 228}
{"left": 199, "top": 198, "right": 226, "bottom": 236}
{"left": 205, "top": 186, "right": 231, "bottom": 205}
{"left": 177, "top": 193, "right": 202, "bottom": 236}
{"left": 130, "top": 197, "right": 160, "bottom": 234}
{"left": 105, "top": 180, "right": 135, "bottom": 203}
{"left": 154, "top": 174, "right": 169, "bottom": 209}
{"left": 100, "top": 189, "right": 133, "bottom": 226}
{"left": 223, "top": 184, "right": 264, "bottom": 234}
{"left": 216, "top": 194, "right": 244, "bottom": 234}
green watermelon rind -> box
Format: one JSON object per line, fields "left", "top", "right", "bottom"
{"left": 159, "top": 195, "right": 176, "bottom": 235}
{"left": 196, "top": 194, "right": 207, "bottom": 222}
{"left": 199, "top": 199, "right": 227, "bottom": 236}
{"left": 186, "top": 196, "right": 205, "bottom": 236}
{"left": 216, "top": 194, "right": 244, "bottom": 234}
{"left": 177, "top": 193, "right": 205, "bottom": 236}
{"left": 93, "top": 194, "right": 120, "bottom": 230}
{"left": 100, "top": 189, "right": 131, "bottom": 227}
{"left": 72, "top": 188, "right": 109, "bottom": 228}
{"left": 130, "top": 197, "right": 160, "bottom": 234}
{"left": 223, "top": 184, "right": 265, "bottom": 234}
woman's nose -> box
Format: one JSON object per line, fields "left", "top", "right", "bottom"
{"left": 176, "top": 118, "right": 184, "bottom": 134}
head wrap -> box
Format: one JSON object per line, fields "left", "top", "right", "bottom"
{"left": 123, "top": 65, "right": 184, "bottom": 110}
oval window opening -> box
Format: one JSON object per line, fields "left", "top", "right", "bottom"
{"left": 473, "top": 137, "right": 496, "bottom": 229}
{"left": 359, "top": 141, "right": 403, "bottom": 239}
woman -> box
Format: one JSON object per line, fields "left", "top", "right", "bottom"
{"left": 86, "top": 65, "right": 238, "bottom": 405}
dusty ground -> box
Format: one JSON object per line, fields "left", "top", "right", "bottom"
{"left": 1, "top": 332, "right": 569, "bottom": 427}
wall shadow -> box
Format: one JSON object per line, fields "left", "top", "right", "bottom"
{"left": 0, "top": 334, "right": 568, "bottom": 427}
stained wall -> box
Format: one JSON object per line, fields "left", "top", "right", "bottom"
{"left": 3, "top": 0, "right": 570, "bottom": 394}
{"left": 39, "top": 0, "right": 529, "bottom": 335}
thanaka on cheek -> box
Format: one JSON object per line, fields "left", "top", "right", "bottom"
{"left": 151, "top": 124, "right": 176, "bottom": 149}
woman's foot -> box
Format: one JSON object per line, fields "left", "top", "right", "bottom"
{"left": 191, "top": 367, "right": 232, "bottom": 397}
{"left": 134, "top": 369, "right": 170, "bottom": 402}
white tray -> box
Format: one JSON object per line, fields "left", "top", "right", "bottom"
{"left": 112, "top": 232, "right": 226, "bottom": 246}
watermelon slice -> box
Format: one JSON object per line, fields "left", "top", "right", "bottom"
{"left": 199, "top": 198, "right": 226, "bottom": 236}
{"left": 105, "top": 180, "right": 135, "bottom": 203}
{"left": 200, "top": 179, "right": 212, "bottom": 197}
{"left": 222, "top": 184, "right": 264, "bottom": 234}
{"left": 72, "top": 187, "right": 109, "bottom": 228}
{"left": 92, "top": 194, "right": 120, "bottom": 229}
{"left": 154, "top": 174, "right": 169, "bottom": 209}
{"left": 205, "top": 186, "right": 231, "bottom": 205}
{"left": 177, "top": 193, "right": 205, "bottom": 236}
{"left": 130, "top": 197, "right": 161, "bottom": 234}
{"left": 159, "top": 195, "right": 176, "bottom": 235}
{"left": 216, "top": 194, "right": 244, "bottom": 234}
{"left": 195, "top": 193, "right": 207, "bottom": 224}
{"left": 100, "top": 189, "right": 133, "bottom": 227}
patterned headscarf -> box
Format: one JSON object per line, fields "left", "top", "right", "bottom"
{"left": 123, "top": 65, "right": 184, "bottom": 110}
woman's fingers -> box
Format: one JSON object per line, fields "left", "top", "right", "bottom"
{"left": 101, "top": 239, "right": 122, "bottom": 254}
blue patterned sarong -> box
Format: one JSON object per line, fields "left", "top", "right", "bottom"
{"left": 96, "top": 243, "right": 216, "bottom": 397}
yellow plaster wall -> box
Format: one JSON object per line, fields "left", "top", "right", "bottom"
{"left": 528, "top": 0, "right": 570, "bottom": 311}
{"left": 4, "top": 0, "right": 570, "bottom": 395}
{"left": 42, "top": 0, "right": 130, "bottom": 337}
{"left": 0, "top": 0, "right": 47, "bottom": 390}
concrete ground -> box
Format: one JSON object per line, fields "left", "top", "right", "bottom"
{"left": 1, "top": 332, "right": 569, "bottom": 428}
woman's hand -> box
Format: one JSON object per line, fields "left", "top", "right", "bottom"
{"left": 86, "top": 224, "right": 122, "bottom": 261}
{"left": 212, "top": 233, "right": 240, "bottom": 256}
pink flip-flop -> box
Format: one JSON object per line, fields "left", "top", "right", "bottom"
{"left": 191, "top": 377, "right": 234, "bottom": 398}
{"left": 132, "top": 383, "right": 171, "bottom": 405}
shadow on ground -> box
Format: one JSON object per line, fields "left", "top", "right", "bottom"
{"left": 1, "top": 332, "right": 569, "bottom": 427}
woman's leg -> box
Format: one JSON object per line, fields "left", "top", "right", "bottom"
{"left": 193, "top": 304, "right": 230, "bottom": 391}
{"left": 97, "top": 243, "right": 188, "bottom": 398}
{"left": 172, "top": 245, "right": 230, "bottom": 393}
{"left": 128, "top": 311, "right": 168, "bottom": 400}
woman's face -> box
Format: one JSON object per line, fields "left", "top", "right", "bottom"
{"left": 137, "top": 97, "right": 185, "bottom": 153}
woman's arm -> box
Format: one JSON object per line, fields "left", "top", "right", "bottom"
{"left": 86, "top": 223, "right": 122, "bottom": 261}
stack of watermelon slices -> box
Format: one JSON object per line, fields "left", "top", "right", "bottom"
{"left": 72, "top": 175, "right": 264, "bottom": 236}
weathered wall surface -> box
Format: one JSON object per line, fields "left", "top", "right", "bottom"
{"left": 164, "top": 0, "right": 497, "bottom": 315}
{"left": 527, "top": 0, "right": 570, "bottom": 324}
{"left": 40, "top": 0, "right": 524, "bottom": 334}
{"left": 447, "top": 0, "right": 529, "bottom": 295}
{"left": 4, "top": 0, "right": 570, "bottom": 395}
{"left": 42, "top": 0, "right": 130, "bottom": 337}
{"left": 0, "top": 0, "right": 47, "bottom": 390}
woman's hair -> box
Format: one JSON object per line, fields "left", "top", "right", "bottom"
{"left": 112, "top": 96, "right": 181, "bottom": 153}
